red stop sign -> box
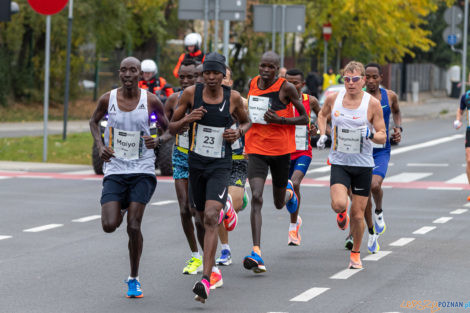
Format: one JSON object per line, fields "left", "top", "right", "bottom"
{"left": 28, "top": 0, "right": 68, "bottom": 15}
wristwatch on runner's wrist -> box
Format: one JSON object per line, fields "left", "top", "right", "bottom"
{"left": 397, "top": 126, "right": 403, "bottom": 132}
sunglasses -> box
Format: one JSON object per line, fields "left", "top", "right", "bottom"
{"left": 343, "top": 76, "right": 363, "bottom": 83}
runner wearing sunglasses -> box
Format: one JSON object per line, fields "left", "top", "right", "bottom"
{"left": 316, "top": 61, "right": 386, "bottom": 269}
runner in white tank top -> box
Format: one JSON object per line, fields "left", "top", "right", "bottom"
{"left": 89, "top": 57, "right": 168, "bottom": 299}
{"left": 316, "top": 61, "right": 386, "bottom": 270}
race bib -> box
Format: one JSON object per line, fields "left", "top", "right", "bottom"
{"left": 230, "top": 124, "right": 242, "bottom": 150}
{"left": 334, "top": 126, "right": 362, "bottom": 154}
{"left": 295, "top": 125, "right": 309, "bottom": 151}
{"left": 176, "top": 130, "right": 190, "bottom": 150}
{"left": 248, "top": 95, "right": 271, "bottom": 124}
{"left": 193, "top": 124, "right": 225, "bottom": 158}
{"left": 110, "top": 127, "right": 143, "bottom": 160}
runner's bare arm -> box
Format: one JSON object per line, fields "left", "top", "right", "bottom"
{"left": 147, "top": 92, "right": 168, "bottom": 132}
{"left": 369, "top": 97, "right": 386, "bottom": 145}
{"left": 169, "top": 86, "right": 206, "bottom": 135}
{"left": 284, "top": 81, "right": 308, "bottom": 125}
{"left": 388, "top": 90, "right": 402, "bottom": 143}
{"left": 159, "top": 92, "right": 179, "bottom": 143}
{"left": 317, "top": 93, "right": 335, "bottom": 136}
{"left": 309, "top": 95, "right": 320, "bottom": 117}
{"left": 89, "top": 92, "right": 115, "bottom": 161}
{"left": 224, "top": 91, "right": 252, "bottom": 143}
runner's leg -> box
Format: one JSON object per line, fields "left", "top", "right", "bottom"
{"left": 175, "top": 178, "right": 198, "bottom": 252}
{"left": 102, "top": 201, "right": 123, "bottom": 233}
{"left": 126, "top": 202, "right": 146, "bottom": 277}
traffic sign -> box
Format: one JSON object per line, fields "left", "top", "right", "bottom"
{"left": 323, "top": 22, "right": 332, "bottom": 41}
{"left": 443, "top": 26, "right": 462, "bottom": 46}
{"left": 253, "top": 5, "right": 305, "bottom": 33}
{"left": 27, "top": 0, "right": 68, "bottom": 15}
{"left": 444, "top": 6, "right": 463, "bottom": 25}
{"left": 178, "top": 0, "right": 246, "bottom": 21}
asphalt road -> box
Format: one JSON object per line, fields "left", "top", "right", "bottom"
{"left": 1, "top": 115, "right": 469, "bottom": 313}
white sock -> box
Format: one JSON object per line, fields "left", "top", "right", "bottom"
{"left": 192, "top": 251, "right": 201, "bottom": 259}
{"left": 289, "top": 223, "right": 297, "bottom": 231}
{"left": 128, "top": 276, "right": 139, "bottom": 281}
{"left": 221, "top": 244, "right": 230, "bottom": 251}
{"left": 212, "top": 266, "right": 220, "bottom": 274}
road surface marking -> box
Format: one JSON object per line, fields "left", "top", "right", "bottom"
{"left": 0, "top": 176, "right": 11, "bottom": 180}
{"left": 290, "top": 287, "right": 330, "bottom": 302}
{"left": 72, "top": 215, "right": 101, "bottom": 222}
{"left": 385, "top": 172, "right": 432, "bottom": 183}
{"left": 407, "top": 163, "right": 448, "bottom": 167}
{"left": 151, "top": 200, "right": 178, "bottom": 206}
{"left": 18, "top": 175, "right": 53, "bottom": 179}
{"left": 313, "top": 175, "right": 330, "bottom": 181}
{"left": 0, "top": 235, "right": 12, "bottom": 240}
{"left": 62, "top": 170, "right": 96, "bottom": 175}
{"left": 427, "top": 186, "right": 463, "bottom": 190}
{"left": 389, "top": 237, "right": 415, "bottom": 247}
{"left": 391, "top": 134, "right": 463, "bottom": 156}
{"left": 464, "top": 203, "right": 470, "bottom": 207}
{"left": 23, "top": 224, "right": 63, "bottom": 232}
{"left": 306, "top": 165, "right": 331, "bottom": 174}
{"left": 445, "top": 174, "right": 467, "bottom": 184}
{"left": 412, "top": 226, "right": 436, "bottom": 235}
{"left": 83, "top": 177, "right": 102, "bottom": 181}
{"left": 330, "top": 268, "right": 363, "bottom": 279}
{"left": 450, "top": 209, "right": 468, "bottom": 214}
{"left": 363, "top": 251, "right": 392, "bottom": 261}
{"left": 432, "top": 217, "right": 453, "bottom": 224}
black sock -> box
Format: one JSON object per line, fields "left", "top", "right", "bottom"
{"left": 368, "top": 227, "right": 374, "bottom": 235}
{"left": 375, "top": 208, "right": 383, "bottom": 214}
{"left": 202, "top": 275, "right": 210, "bottom": 281}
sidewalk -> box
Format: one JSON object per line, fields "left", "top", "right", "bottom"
{"left": 0, "top": 120, "right": 89, "bottom": 138}
{"left": 400, "top": 94, "right": 457, "bottom": 120}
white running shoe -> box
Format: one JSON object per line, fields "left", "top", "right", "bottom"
{"left": 374, "top": 211, "right": 386, "bottom": 235}
{"left": 367, "top": 233, "right": 380, "bottom": 254}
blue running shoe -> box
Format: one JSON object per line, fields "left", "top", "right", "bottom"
{"left": 285, "top": 180, "right": 298, "bottom": 214}
{"left": 216, "top": 249, "right": 232, "bottom": 266}
{"left": 243, "top": 251, "right": 266, "bottom": 273}
{"left": 125, "top": 278, "right": 143, "bottom": 298}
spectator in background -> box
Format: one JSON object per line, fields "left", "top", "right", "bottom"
{"left": 322, "top": 67, "right": 336, "bottom": 91}
{"left": 279, "top": 67, "right": 287, "bottom": 78}
{"left": 306, "top": 71, "right": 321, "bottom": 99}
{"left": 336, "top": 68, "right": 344, "bottom": 84}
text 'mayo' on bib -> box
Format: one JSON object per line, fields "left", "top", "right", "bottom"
{"left": 248, "top": 95, "right": 271, "bottom": 125}
{"left": 110, "top": 127, "right": 143, "bottom": 160}
{"left": 334, "top": 126, "right": 363, "bottom": 154}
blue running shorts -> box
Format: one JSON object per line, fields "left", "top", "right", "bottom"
{"left": 372, "top": 149, "right": 391, "bottom": 178}
{"left": 289, "top": 155, "right": 312, "bottom": 178}
{"left": 172, "top": 147, "right": 189, "bottom": 180}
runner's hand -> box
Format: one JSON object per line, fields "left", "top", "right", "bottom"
{"left": 454, "top": 119, "right": 462, "bottom": 130}
{"left": 391, "top": 127, "right": 402, "bottom": 143}
{"left": 263, "top": 109, "right": 281, "bottom": 124}
{"left": 317, "top": 134, "right": 328, "bottom": 150}
{"left": 223, "top": 128, "right": 239, "bottom": 144}
{"left": 309, "top": 124, "right": 318, "bottom": 137}
{"left": 99, "top": 146, "right": 115, "bottom": 162}
{"left": 184, "top": 107, "right": 207, "bottom": 123}
{"left": 143, "top": 135, "right": 158, "bottom": 149}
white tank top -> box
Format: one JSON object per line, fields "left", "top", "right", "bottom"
{"left": 328, "top": 90, "right": 374, "bottom": 167}
{"left": 103, "top": 89, "right": 155, "bottom": 176}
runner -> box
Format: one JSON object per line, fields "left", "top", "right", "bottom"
{"left": 164, "top": 59, "right": 205, "bottom": 274}
{"left": 285, "top": 68, "right": 320, "bottom": 246}
{"left": 243, "top": 51, "right": 309, "bottom": 273}
{"left": 344, "top": 63, "right": 402, "bottom": 253}
{"left": 89, "top": 57, "right": 168, "bottom": 298}
{"left": 169, "top": 52, "right": 251, "bottom": 303}
{"left": 195, "top": 64, "right": 204, "bottom": 84}
{"left": 216, "top": 66, "right": 250, "bottom": 266}
{"left": 454, "top": 88, "right": 470, "bottom": 200}
{"left": 316, "top": 61, "right": 386, "bottom": 269}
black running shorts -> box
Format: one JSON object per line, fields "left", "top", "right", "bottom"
{"left": 189, "top": 166, "right": 231, "bottom": 211}
{"left": 330, "top": 164, "right": 372, "bottom": 197}
{"left": 247, "top": 153, "right": 290, "bottom": 188}
{"left": 100, "top": 174, "right": 157, "bottom": 209}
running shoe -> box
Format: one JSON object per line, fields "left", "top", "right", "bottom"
{"left": 193, "top": 278, "right": 210, "bottom": 303}
{"left": 344, "top": 235, "right": 353, "bottom": 250}
{"left": 349, "top": 252, "right": 363, "bottom": 269}
{"left": 125, "top": 278, "right": 143, "bottom": 298}
{"left": 210, "top": 271, "right": 223, "bottom": 290}
{"left": 216, "top": 249, "right": 232, "bottom": 266}
{"left": 285, "top": 180, "right": 299, "bottom": 214}
{"left": 223, "top": 194, "right": 238, "bottom": 231}
{"left": 182, "top": 257, "right": 203, "bottom": 275}
{"left": 241, "top": 189, "right": 249, "bottom": 211}
{"left": 373, "top": 211, "right": 386, "bottom": 235}
{"left": 288, "top": 216, "right": 302, "bottom": 246}
{"left": 336, "top": 211, "right": 349, "bottom": 230}
{"left": 367, "top": 233, "right": 380, "bottom": 254}
{"left": 243, "top": 251, "right": 266, "bottom": 273}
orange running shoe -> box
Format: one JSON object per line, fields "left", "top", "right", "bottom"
{"left": 349, "top": 252, "right": 363, "bottom": 269}
{"left": 288, "top": 216, "right": 302, "bottom": 246}
{"left": 336, "top": 211, "right": 349, "bottom": 230}
{"left": 223, "top": 194, "right": 238, "bottom": 231}
{"left": 210, "top": 271, "right": 223, "bottom": 290}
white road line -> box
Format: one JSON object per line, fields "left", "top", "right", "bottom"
{"left": 83, "top": 178, "right": 102, "bottom": 181}
{"left": 0, "top": 235, "right": 12, "bottom": 240}
{"left": 464, "top": 203, "right": 470, "bottom": 207}
{"left": 18, "top": 175, "right": 53, "bottom": 179}
{"left": 306, "top": 165, "right": 331, "bottom": 174}
{"left": 433, "top": 217, "right": 453, "bottom": 224}
{"left": 389, "top": 237, "right": 415, "bottom": 247}
{"left": 412, "top": 226, "right": 436, "bottom": 235}
{"left": 151, "top": 200, "right": 177, "bottom": 206}
{"left": 450, "top": 209, "right": 468, "bottom": 214}
{"left": 330, "top": 268, "right": 363, "bottom": 279}
{"left": 407, "top": 163, "right": 449, "bottom": 167}
{"left": 427, "top": 187, "right": 462, "bottom": 191}
{"left": 62, "top": 170, "right": 96, "bottom": 175}
{"left": 290, "top": 287, "right": 330, "bottom": 302}
{"left": 23, "top": 224, "right": 63, "bottom": 232}
{"left": 363, "top": 251, "right": 392, "bottom": 261}
{"left": 313, "top": 175, "right": 330, "bottom": 181}
{"left": 72, "top": 215, "right": 101, "bottom": 223}
{"left": 0, "top": 176, "right": 11, "bottom": 180}
{"left": 391, "top": 134, "right": 463, "bottom": 156}
{"left": 445, "top": 174, "right": 467, "bottom": 184}
{"left": 384, "top": 172, "right": 432, "bottom": 183}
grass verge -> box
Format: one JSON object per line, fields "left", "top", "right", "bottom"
{"left": 0, "top": 132, "right": 93, "bottom": 165}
